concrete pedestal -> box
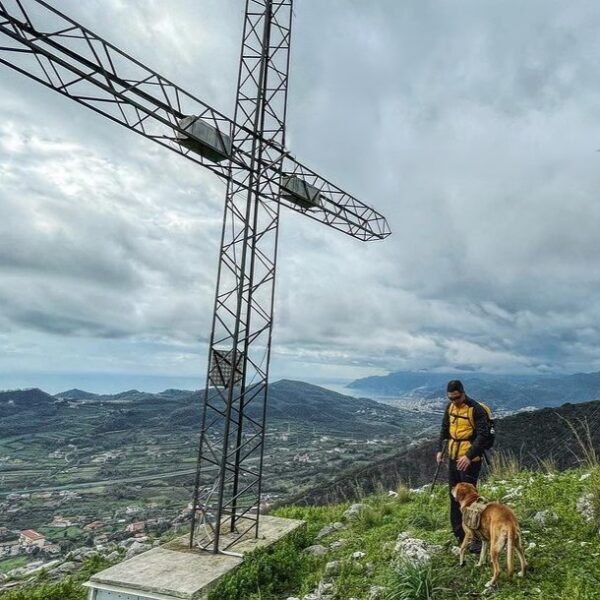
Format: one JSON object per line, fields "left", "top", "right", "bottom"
{"left": 85, "top": 515, "right": 304, "bottom": 600}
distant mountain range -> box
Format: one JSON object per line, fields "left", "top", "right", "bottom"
{"left": 0, "top": 380, "right": 430, "bottom": 440}
{"left": 347, "top": 370, "right": 600, "bottom": 411}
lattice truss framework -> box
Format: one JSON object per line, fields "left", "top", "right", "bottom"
{"left": 0, "top": 0, "right": 392, "bottom": 553}
{"left": 190, "top": 0, "right": 292, "bottom": 552}
{"left": 0, "top": 0, "right": 390, "bottom": 241}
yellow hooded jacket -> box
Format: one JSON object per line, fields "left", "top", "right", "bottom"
{"left": 438, "top": 397, "right": 490, "bottom": 461}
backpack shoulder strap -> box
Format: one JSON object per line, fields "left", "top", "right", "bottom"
{"left": 467, "top": 399, "right": 484, "bottom": 429}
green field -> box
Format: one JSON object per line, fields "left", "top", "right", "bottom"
{"left": 0, "top": 556, "right": 29, "bottom": 574}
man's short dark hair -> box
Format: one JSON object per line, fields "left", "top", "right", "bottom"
{"left": 447, "top": 379, "right": 464, "bottom": 394}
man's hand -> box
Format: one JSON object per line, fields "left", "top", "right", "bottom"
{"left": 436, "top": 452, "right": 444, "bottom": 464}
{"left": 456, "top": 456, "right": 471, "bottom": 471}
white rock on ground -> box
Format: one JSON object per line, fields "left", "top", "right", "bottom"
{"left": 51, "top": 561, "right": 78, "bottom": 575}
{"left": 319, "top": 581, "right": 335, "bottom": 595}
{"left": 324, "top": 560, "right": 340, "bottom": 576}
{"left": 316, "top": 522, "right": 344, "bottom": 539}
{"left": 303, "top": 544, "right": 328, "bottom": 557}
{"left": 342, "top": 503, "right": 367, "bottom": 520}
{"left": 316, "top": 525, "right": 336, "bottom": 539}
{"left": 7, "top": 560, "right": 61, "bottom": 578}
{"left": 126, "top": 541, "right": 152, "bottom": 559}
{"left": 394, "top": 532, "right": 441, "bottom": 565}
{"left": 106, "top": 551, "right": 121, "bottom": 561}
{"left": 302, "top": 579, "right": 336, "bottom": 600}
{"left": 367, "top": 585, "right": 386, "bottom": 600}
{"left": 577, "top": 494, "right": 595, "bottom": 523}
{"left": 70, "top": 548, "right": 98, "bottom": 562}
{"left": 502, "top": 485, "right": 524, "bottom": 500}
{"left": 533, "top": 510, "right": 559, "bottom": 527}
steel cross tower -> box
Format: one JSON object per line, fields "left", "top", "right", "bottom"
{"left": 190, "top": 0, "right": 293, "bottom": 553}
{"left": 0, "top": 0, "right": 391, "bottom": 554}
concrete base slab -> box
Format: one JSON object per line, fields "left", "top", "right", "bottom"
{"left": 85, "top": 515, "right": 304, "bottom": 600}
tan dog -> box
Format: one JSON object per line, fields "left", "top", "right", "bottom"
{"left": 452, "top": 482, "right": 527, "bottom": 590}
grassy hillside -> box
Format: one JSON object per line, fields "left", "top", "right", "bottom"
{"left": 7, "top": 464, "right": 600, "bottom": 599}
{"left": 223, "top": 465, "right": 600, "bottom": 599}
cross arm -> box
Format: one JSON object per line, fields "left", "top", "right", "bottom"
{"left": 0, "top": 0, "right": 237, "bottom": 180}
{"left": 280, "top": 154, "right": 391, "bottom": 241}
{"left": 0, "top": 0, "right": 391, "bottom": 241}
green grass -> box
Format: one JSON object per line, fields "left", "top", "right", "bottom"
{"left": 271, "top": 467, "right": 600, "bottom": 599}
{"left": 6, "top": 466, "right": 600, "bottom": 599}
{"left": 0, "top": 556, "right": 29, "bottom": 574}
{"left": 39, "top": 526, "right": 84, "bottom": 540}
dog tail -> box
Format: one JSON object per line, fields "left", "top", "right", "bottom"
{"left": 506, "top": 529, "right": 514, "bottom": 577}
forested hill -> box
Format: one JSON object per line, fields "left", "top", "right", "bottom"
{"left": 288, "top": 397, "right": 600, "bottom": 506}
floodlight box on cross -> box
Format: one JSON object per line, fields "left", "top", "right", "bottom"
{"left": 176, "top": 116, "right": 232, "bottom": 162}
{"left": 280, "top": 174, "right": 323, "bottom": 209}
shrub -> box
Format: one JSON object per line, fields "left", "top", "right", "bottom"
{"left": 559, "top": 416, "right": 598, "bottom": 469}
{"left": 207, "top": 528, "right": 314, "bottom": 600}
{"left": 355, "top": 505, "right": 385, "bottom": 530}
{"left": 407, "top": 510, "right": 445, "bottom": 532}
{"left": 589, "top": 466, "right": 600, "bottom": 527}
{"left": 385, "top": 560, "right": 450, "bottom": 600}
{"left": 395, "top": 483, "right": 412, "bottom": 504}
{"left": 489, "top": 450, "right": 522, "bottom": 479}
{"left": 0, "top": 579, "right": 85, "bottom": 600}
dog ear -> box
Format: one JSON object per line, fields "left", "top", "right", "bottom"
{"left": 453, "top": 483, "right": 463, "bottom": 502}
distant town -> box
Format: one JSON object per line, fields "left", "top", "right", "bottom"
{"left": 0, "top": 382, "right": 436, "bottom": 590}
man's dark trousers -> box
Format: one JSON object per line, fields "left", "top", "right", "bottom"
{"left": 448, "top": 458, "right": 482, "bottom": 542}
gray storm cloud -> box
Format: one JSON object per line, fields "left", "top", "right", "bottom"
{"left": 2, "top": 0, "right": 600, "bottom": 390}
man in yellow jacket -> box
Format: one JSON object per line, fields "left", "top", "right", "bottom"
{"left": 436, "top": 379, "right": 491, "bottom": 550}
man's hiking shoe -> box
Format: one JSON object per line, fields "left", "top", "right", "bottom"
{"left": 468, "top": 540, "right": 482, "bottom": 554}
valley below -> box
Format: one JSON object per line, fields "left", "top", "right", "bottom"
{"left": 0, "top": 380, "right": 437, "bottom": 569}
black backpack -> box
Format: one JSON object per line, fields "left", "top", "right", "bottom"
{"left": 469, "top": 401, "right": 495, "bottom": 450}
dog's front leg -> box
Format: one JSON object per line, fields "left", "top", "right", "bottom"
{"left": 458, "top": 532, "right": 472, "bottom": 567}
{"left": 477, "top": 540, "right": 487, "bottom": 567}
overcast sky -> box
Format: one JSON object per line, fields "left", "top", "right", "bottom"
{"left": 2, "top": 0, "right": 600, "bottom": 393}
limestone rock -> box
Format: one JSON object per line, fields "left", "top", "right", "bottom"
{"left": 394, "top": 532, "right": 441, "bottom": 565}
{"left": 317, "top": 525, "right": 335, "bottom": 539}
{"left": 368, "top": 585, "right": 386, "bottom": 600}
{"left": 302, "top": 579, "right": 336, "bottom": 600}
{"left": 343, "top": 503, "right": 367, "bottom": 520}
{"left": 502, "top": 485, "right": 523, "bottom": 500}
{"left": 533, "top": 510, "right": 559, "bottom": 527}
{"left": 52, "top": 561, "right": 78, "bottom": 574}
{"left": 324, "top": 560, "right": 340, "bottom": 576}
{"left": 70, "top": 548, "right": 97, "bottom": 562}
{"left": 303, "top": 544, "right": 328, "bottom": 557}
{"left": 106, "top": 551, "right": 121, "bottom": 562}
{"left": 577, "top": 494, "right": 595, "bottom": 523}
{"left": 126, "top": 541, "right": 152, "bottom": 559}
